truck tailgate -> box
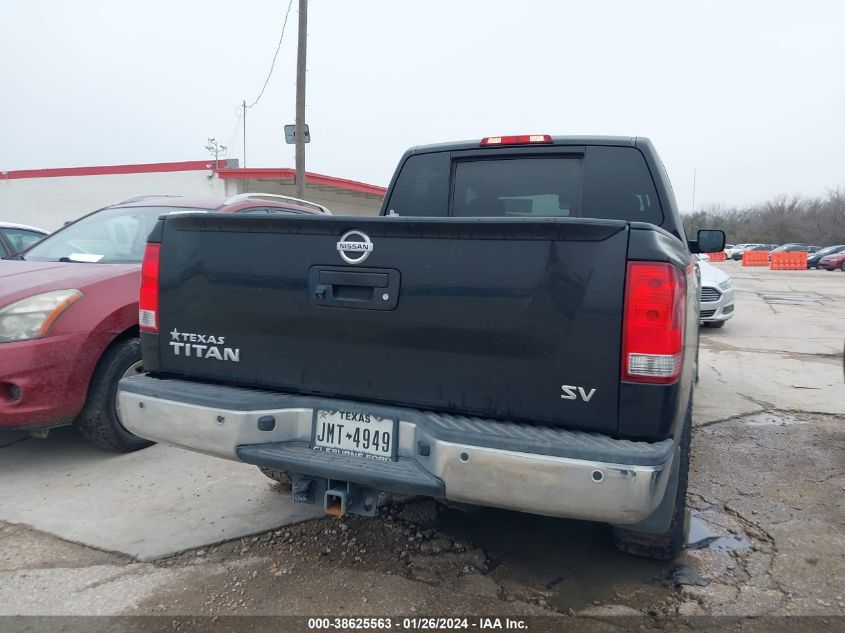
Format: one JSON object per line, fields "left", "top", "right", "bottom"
{"left": 155, "top": 215, "right": 629, "bottom": 433}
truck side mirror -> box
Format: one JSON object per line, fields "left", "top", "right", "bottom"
{"left": 690, "top": 229, "right": 726, "bottom": 254}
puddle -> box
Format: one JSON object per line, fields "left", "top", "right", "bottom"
{"left": 758, "top": 292, "right": 830, "bottom": 305}
{"left": 686, "top": 512, "right": 751, "bottom": 554}
{"left": 686, "top": 512, "right": 720, "bottom": 548}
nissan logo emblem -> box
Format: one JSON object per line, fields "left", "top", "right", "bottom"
{"left": 336, "top": 230, "right": 373, "bottom": 265}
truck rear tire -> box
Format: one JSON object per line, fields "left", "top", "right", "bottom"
{"left": 611, "top": 397, "right": 691, "bottom": 560}
{"left": 258, "top": 466, "right": 292, "bottom": 488}
{"left": 76, "top": 338, "right": 153, "bottom": 453}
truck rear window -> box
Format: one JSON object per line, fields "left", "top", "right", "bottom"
{"left": 385, "top": 146, "right": 663, "bottom": 225}
{"left": 454, "top": 158, "right": 582, "bottom": 217}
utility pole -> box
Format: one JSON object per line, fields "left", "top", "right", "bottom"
{"left": 242, "top": 100, "right": 247, "bottom": 167}
{"left": 295, "top": 0, "right": 308, "bottom": 199}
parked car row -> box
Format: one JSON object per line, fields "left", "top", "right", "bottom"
{"left": 0, "top": 193, "right": 331, "bottom": 451}
{"left": 723, "top": 242, "right": 833, "bottom": 265}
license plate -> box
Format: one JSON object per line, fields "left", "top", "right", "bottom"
{"left": 312, "top": 409, "right": 396, "bottom": 461}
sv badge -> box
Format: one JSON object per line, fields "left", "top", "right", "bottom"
{"left": 561, "top": 385, "right": 597, "bottom": 402}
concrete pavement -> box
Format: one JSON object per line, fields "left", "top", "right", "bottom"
{"left": 0, "top": 427, "right": 323, "bottom": 560}
{"left": 694, "top": 264, "right": 844, "bottom": 425}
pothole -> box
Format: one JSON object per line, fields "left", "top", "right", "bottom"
{"left": 758, "top": 292, "right": 830, "bottom": 305}
{"left": 741, "top": 411, "right": 809, "bottom": 427}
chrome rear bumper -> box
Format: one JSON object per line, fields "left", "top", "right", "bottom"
{"left": 118, "top": 375, "right": 674, "bottom": 525}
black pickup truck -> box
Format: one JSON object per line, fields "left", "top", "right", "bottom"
{"left": 119, "top": 135, "right": 723, "bottom": 559}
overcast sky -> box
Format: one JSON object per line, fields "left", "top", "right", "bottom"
{"left": 1, "top": 0, "right": 843, "bottom": 211}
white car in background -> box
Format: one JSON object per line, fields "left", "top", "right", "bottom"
{"left": 696, "top": 254, "right": 734, "bottom": 328}
{"left": 725, "top": 243, "right": 763, "bottom": 260}
{"left": 0, "top": 221, "right": 48, "bottom": 258}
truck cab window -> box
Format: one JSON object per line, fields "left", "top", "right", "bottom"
{"left": 582, "top": 146, "right": 663, "bottom": 224}
{"left": 384, "top": 152, "right": 450, "bottom": 217}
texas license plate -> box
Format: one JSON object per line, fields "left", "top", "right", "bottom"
{"left": 312, "top": 409, "right": 396, "bottom": 461}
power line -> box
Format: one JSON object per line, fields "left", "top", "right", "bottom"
{"left": 218, "top": 0, "right": 295, "bottom": 166}
{"left": 245, "top": 0, "right": 295, "bottom": 110}
{"left": 224, "top": 105, "right": 244, "bottom": 156}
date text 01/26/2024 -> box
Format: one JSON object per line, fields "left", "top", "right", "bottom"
{"left": 306, "top": 617, "right": 528, "bottom": 629}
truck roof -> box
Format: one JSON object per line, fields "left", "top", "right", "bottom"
{"left": 407, "top": 135, "right": 645, "bottom": 155}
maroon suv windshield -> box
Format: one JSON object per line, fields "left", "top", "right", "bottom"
{"left": 24, "top": 206, "right": 197, "bottom": 264}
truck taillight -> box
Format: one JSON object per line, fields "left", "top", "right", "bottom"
{"left": 621, "top": 262, "right": 685, "bottom": 384}
{"left": 480, "top": 134, "right": 552, "bottom": 146}
{"left": 139, "top": 243, "right": 160, "bottom": 333}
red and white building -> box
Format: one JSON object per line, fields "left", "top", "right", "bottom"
{"left": 0, "top": 160, "right": 386, "bottom": 231}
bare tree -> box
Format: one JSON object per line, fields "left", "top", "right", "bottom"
{"left": 682, "top": 190, "right": 845, "bottom": 246}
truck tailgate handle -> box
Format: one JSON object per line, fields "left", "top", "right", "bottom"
{"left": 318, "top": 270, "right": 388, "bottom": 288}
{"left": 309, "top": 266, "right": 400, "bottom": 311}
